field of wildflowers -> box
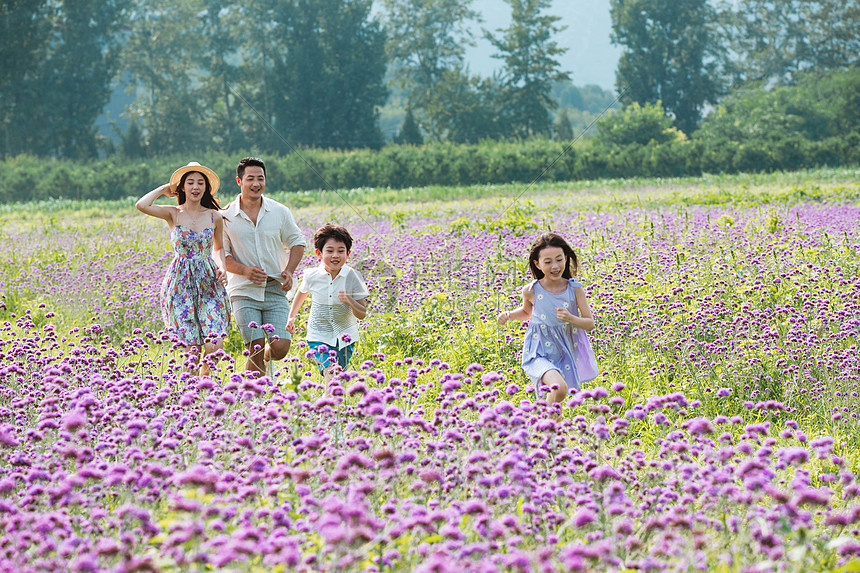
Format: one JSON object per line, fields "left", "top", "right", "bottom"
{"left": 1, "top": 168, "right": 860, "bottom": 571}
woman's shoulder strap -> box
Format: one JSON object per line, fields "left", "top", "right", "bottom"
{"left": 568, "top": 278, "right": 583, "bottom": 289}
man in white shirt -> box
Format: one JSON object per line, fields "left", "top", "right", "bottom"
{"left": 223, "top": 157, "right": 307, "bottom": 375}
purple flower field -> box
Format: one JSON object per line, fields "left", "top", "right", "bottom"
{"left": 1, "top": 176, "right": 860, "bottom": 571}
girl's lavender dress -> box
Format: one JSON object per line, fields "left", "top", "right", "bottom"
{"left": 521, "top": 279, "right": 599, "bottom": 394}
{"left": 161, "top": 224, "right": 230, "bottom": 345}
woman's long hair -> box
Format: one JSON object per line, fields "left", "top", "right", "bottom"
{"left": 176, "top": 172, "right": 221, "bottom": 210}
{"left": 528, "top": 232, "right": 578, "bottom": 279}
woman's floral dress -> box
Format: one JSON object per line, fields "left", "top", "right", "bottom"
{"left": 161, "top": 223, "right": 230, "bottom": 345}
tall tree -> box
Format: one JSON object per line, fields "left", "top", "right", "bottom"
{"left": 267, "top": 0, "right": 387, "bottom": 149}
{"left": 122, "top": 0, "right": 210, "bottom": 155}
{"left": 805, "top": 0, "right": 860, "bottom": 71}
{"left": 1, "top": 0, "right": 126, "bottom": 158}
{"left": 714, "top": 0, "right": 809, "bottom": 86}
{"left": 485, "top": 0, "right": 569, "bottom": 138}
{"left": 421, "top": 69, "right": 502, "bottom": 143}
{"left": 42, "top": 0, "right": 129, "bottom": 157}
{"left": 715, "top": 0, "right": 860, "bottom": 87}
{"left": 233, "top": 0, "right": 283, "bottom": 152}
{"left": 198, "top": 0, "right": 248, "bottom": 153}
{"left": 611, "top": 0, "right": 720, "bottom": 135}
{"left": 395, "top": 109, "right": 424, "bottom": 145}
{"left": 381, "top": 0, "right": 480, "bottom": 140}
{"left": 0, "top": 0, "right": 52, "bottom": 157}
{"left": 554, "top": 108, "right": 574, "bottom": 142}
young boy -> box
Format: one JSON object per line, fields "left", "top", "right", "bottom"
{"left": 287, "top": 223, "right": 369, "bottom": 383}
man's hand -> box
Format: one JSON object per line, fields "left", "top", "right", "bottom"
{"left": 280, "top": 269, "right": 294, "bottom": 292}
{"left": 243, "top": 265, "right": 268, "bottom": 285}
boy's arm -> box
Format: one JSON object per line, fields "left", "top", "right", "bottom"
{"left": 338, "top": 269, "right": 369, "bottom": 319}
{"left": 337, "top": 292, "right": 367, "bottom": 319}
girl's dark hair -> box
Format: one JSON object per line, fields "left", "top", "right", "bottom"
{"left": 176, "top": 171, "right": 221, "bottom": 210}
{"left": 313, "top": 223, "right": 353, "bottom": 252}
{"left": 528, "top": 232, "right": 578, "bottom": 279}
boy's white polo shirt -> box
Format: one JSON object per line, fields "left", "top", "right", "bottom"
{"left": 299, "top": 263, "right": 369, "bottom": 348}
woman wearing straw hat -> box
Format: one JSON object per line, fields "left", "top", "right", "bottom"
{"left": 136, "top": 161, "right": 231, "bottom": 375}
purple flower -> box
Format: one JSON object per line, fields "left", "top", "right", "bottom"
{"left": 793, "top": 486, "right": 831, "bottom": 507}
{"left": 589, "top": 464, "right": 621, "bottom": 482}
{"left": 572, "top": 509, "right": 597, "bottom": 528}
{"left": 777, "top": 446, "right": 809, "bottom": 466}
{"left": 685, "top": 417, "right": 715, "bottom": 435}
{"left": 419, "top": 470, "right": 442, "bottom": 483}
{"left": 336, "top": 452, "right": 374, "bottom": 472}
{"left": 0, "top": 426, "right": 19, "bottom": 448}
{"left": 810, "top": 436, "right": 835, "bottom": 457}
{"left": 466, "top": 363, "right": 484, "bottom": 374}
{"left": 175, "top": 465, "right": 218, "bottom": 491}
{"left": 61, "top": 412, "right": 87, "bottom": 433}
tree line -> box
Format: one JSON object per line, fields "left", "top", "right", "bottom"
{"left": 610, "top": 0, "right": 859, "bottom": 136}
{"left": 1, "top": 0, "right": 569, "bottom": 158}
{"left": 1, "top": 0, "right": 858, "bottom": 161}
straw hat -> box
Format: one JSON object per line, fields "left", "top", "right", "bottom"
{"left": 169, "top": 162, "right": 220, "bottom": 194}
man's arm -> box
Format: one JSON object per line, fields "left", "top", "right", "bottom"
{"left": 226, "top": 255, "right": 268, "bottom": 285}
{"left": 280, "top": 244, "right": 306, "bottom": 292}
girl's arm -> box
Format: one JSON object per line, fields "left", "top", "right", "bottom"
{"left": 497, "top": 283, "right": 535, "bottom": 325}
{"left": 136, "top": 184, "right": 177, "bottom": 225}
{"left": 212, "top": 213, "right": 228, "bottom": 284}
{"left": 557, "top": 287, "right": 596, "bottom": 331}
{"left": 286, "top": 290, "right": 309, "bottom": 334}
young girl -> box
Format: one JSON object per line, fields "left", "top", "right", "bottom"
{"left": 287, "top": 223, "right": 369, "bottom": 385}
{"left": 498, "top": 232, "right": 599, "bottom": 404}
{"left": 136, "top": 162, "right": 231, "bottom": 375}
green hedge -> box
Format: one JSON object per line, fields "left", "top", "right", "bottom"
{"left": 0, "top": 136, "right": 858, "bottom": 204}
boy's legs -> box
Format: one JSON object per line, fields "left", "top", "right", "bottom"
{"left": 309, "top": 342, "right": 355, "bottom": 386}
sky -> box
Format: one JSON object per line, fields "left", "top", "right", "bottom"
{"left": 465, "top": 0, "right": 621, "bottom": 90}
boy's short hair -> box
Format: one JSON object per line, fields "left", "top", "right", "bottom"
{"left": 237, "top": 156, "right": 266, "bottom": 179}
{"left": 314, "top": 223, "right": 353, "bottom": 252}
